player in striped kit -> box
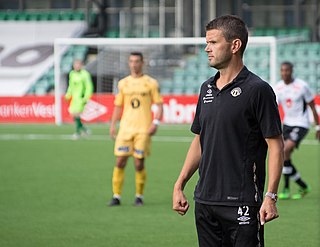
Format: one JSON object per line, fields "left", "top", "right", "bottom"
{"left": 274, "top": 61, "right": 320, "bottom": 199}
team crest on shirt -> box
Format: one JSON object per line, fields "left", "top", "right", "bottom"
{"left": 231, "top": 87, "right": 242, "bottom": 97}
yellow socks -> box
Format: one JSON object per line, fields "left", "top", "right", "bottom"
{"left": 112, "top": 167, "right": 146, "bottom": 198}
{"left": 135, "top": 168, "right": 146, "bottom": 197}
{"left": 112, "top": 167, "right": 125, "bottom": 197}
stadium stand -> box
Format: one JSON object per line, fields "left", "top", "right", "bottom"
{"left": 0, "top": 10, "right": 85, "bottom": 21}
{"left": 168, "top": 28, "right": 319, "bottom": 95}
{"left": 0, "top": 18, "right": 86, "bottom": 96}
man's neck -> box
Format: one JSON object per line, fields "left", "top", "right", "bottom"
{"left": 216, "top": 60, "right": 244, "bottom": 90}
{"left": 131, "top": 72, "right": 143, "bottom": 78}
{"left": 284, "top": 78, "right": 293, "bottom": 85}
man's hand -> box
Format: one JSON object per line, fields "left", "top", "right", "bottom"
{"left": 259, "top": 197, "right": 279, "bottom": 225}
{"left": 172, "top": 187, "right": 189, "bottom": 216}
{"left": 109, "top": 125, "right": 117, "bottom": 140}
{"left": 148, "top": 123, "right": 158, "bottom": 136}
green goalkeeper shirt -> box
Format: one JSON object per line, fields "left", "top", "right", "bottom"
{"left": 65, "top": 69, "right": 93, "bottom": 102}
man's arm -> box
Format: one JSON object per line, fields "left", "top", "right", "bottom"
{"left": 83, "top": 71, "right": 94, "bottom": 102}
{"left": 148, "top": 103, "right": 163, "bottom": 135}
{"left": 307, "top": 100, "right": 320, "bottom": 141}
{"left": 65, "top": 74, "right": 72, "bottom": 101}
{"left": 109, "top": 106, "right": 122, "bottom": 139}
{"left": 173, "top": 134, "right": 201, "bottom": 216}
{"left": 260, "top": 134, "right": 284, "bottom": 225}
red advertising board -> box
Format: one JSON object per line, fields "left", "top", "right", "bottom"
{"left": 0, "top": 94, "right": 319, "bottom": 123}
{"left": 0, "top": 96, "right": 55, "bottom": 123}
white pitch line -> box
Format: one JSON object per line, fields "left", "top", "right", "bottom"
{"left": 0, "top": 134, "right": 319, "bottom": 145}
{"left": 0, "top": 134, "right": 194, "bottom": 143}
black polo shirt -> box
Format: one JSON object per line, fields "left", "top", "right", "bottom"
{"left": 191, "top": 66, "right": 282, "bottom": 207}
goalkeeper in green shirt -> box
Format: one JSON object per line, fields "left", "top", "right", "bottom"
{"left": 65, "top": 60, "right": 93, "bottom": 139}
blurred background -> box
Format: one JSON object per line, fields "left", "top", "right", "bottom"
{"left": 0, "top": 0, "right": 319, "bottom": 123}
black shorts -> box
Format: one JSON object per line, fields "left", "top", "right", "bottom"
{"left": 195, "top": 202, "right": 264, "bottom": 247}
{"left": 283, "top": 125, "right": 308, "bottom": 148}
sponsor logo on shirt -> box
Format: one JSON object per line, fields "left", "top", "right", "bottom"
{"left": 203, "top": 88, "right": 214, "bottom": 104}
{"left": 286, "top": 98, "right": 293, "bottom": 108}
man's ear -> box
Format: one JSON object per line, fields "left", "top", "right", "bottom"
{"left": 231, "top": 39, "right": 242, "bottom": 54}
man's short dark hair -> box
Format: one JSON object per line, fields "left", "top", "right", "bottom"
{"left": 130, "top": 52, "right": 144, "bottom": 61}
{"left": 281, "top": 61, "right": 293, "bottom": 70}
{"left": 206, "top": 15, "right": 248, "bottom": 56}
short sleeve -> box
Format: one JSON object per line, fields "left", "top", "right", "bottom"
{"left": 151, "top": 80, "right": 163, "bottom": 104}
{"left": 191, "top": 95, "right": 201, "bottom": 134}
{"left": 252, "top": 83, "right": 282, "bottom": 138}
{"left": 114, "top": 81, "right": 124, "bottom": 106}
{"left": 303, "top": 83, "right": 314, "bottom": 103}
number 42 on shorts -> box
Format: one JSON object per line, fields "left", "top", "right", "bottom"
{"left": 237, "top": 206, "right": 251, "bottom": 225}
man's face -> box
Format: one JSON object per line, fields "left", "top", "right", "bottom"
{"left": 205, "top": 29, "right": 233, "bottom": 69}
{"left": 128, "top": 55, "right": 143, "bottom": 74}
{"left": 73, "top": 61, "right": 82, "bottom": 71}
{"left": 280, "top": 64, "right": 293, "bottom": 82}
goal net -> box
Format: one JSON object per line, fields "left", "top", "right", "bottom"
{"left": 54, "top": 37, "right": 277, "bottom": 125}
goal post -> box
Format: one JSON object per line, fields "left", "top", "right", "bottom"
{"left": 54, "top": 37, "right": 277, "bottom": 125}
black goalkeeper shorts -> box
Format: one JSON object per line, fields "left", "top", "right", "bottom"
{"left": 195, "top": 202, "right": 264, "bottom": 247}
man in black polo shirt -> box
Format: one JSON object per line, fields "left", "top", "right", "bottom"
{"left": 172, "top": 15, "right": 284, "bottom": 247}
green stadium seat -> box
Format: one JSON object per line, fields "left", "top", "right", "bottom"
{"left": 0, "top": 12, "right": 7, "bottom": 20}
{"left": 106, "top": 31, "right": 120, "bottom": 38}
{"left": 38, "top": 12, "right": 50, "bottom": 21}
{"left": 252, "top": 29, "right": 265, "bottom": 36}
{"left": 149, "top": 30, "right": 160, "bottom": 37}
{"left": 60, "top": 12, "right": 73, "bottom": 21}
{"left": 73, "top": 11, "right": 85, "bottom": 20}
{"left": 49, "top": 12, "right": 60, "bottom": 20}
{"left": 172, "top": 87, "right": 184, "bottom": 94}
{"left": 35, "top": 86, "right": 47, "bottom": 95}
{"left": 6, "top": 12, "right": 18, "bottom": 20}
{"left": 16, "top": 12, "right": 29, "bottom": 21}
{"left": 28, "top": 12, "right": 39, "bottom": 21}
{"left": 161, "top": 88, "right": 171, "bottom": 94}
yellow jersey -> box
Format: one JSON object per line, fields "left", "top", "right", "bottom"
{"left": 114, "top": 74, "right": 163, "bottom": 134}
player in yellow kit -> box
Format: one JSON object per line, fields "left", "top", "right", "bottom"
{"left": 109, "top": 52, "right": 163, "bottom": 206}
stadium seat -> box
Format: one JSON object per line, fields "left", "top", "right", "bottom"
{"left": 0, "top": 12, "right": 7, "bottom": 20}
{"left": 60, "top": 12, "right": 73, "bottom": 21}
{"left": 72, "top": 11, "right": 85, "bottom": 20}
{"left": 16, "top": 12, "right": 29, "bottom": 21}
{"left": 6, "top": 12, "right": 18, "bottom": 20}
{"left": 49, "top": 12, "right": 61, "bottom": 20}
{"left": 28, "top": 12, "right": 40, "bottom": 21}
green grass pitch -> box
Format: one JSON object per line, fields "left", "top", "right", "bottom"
{"left": 0, "top": 124, "right": 319, "bottom": 247}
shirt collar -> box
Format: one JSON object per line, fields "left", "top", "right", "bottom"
{"left": 208, "top": 66, "right": 249, "bottom": 90}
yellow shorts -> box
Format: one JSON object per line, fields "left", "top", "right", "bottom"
{"left": 114, "top": 131, "right": 151, "bottom": 159}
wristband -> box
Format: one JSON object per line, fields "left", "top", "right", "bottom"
{"left": 153, "top": 119, "right": 160, "bottom": 126}
{"left": 315, "top": 125, "right": 320, "bottom": 131}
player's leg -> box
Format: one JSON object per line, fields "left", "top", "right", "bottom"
{"left": 132, "top": 133, "right": 151, "bottom": 205}
{"left": 69, "top": 99, "right": 86, "bottom": 138}
{"left": 133, "top": 157, "right": 146, "bottom": 206}
{"left": 279, "top": 126, "right": 309, "bottom": 199}
{"left": 279, "top": 139, "right": 296, "bottom": 199}
{"left": 109, "top": 134, "right": 133, "bottom": 206}
{"left": 194, "top": 202, "right": 223, "bottom": 247}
